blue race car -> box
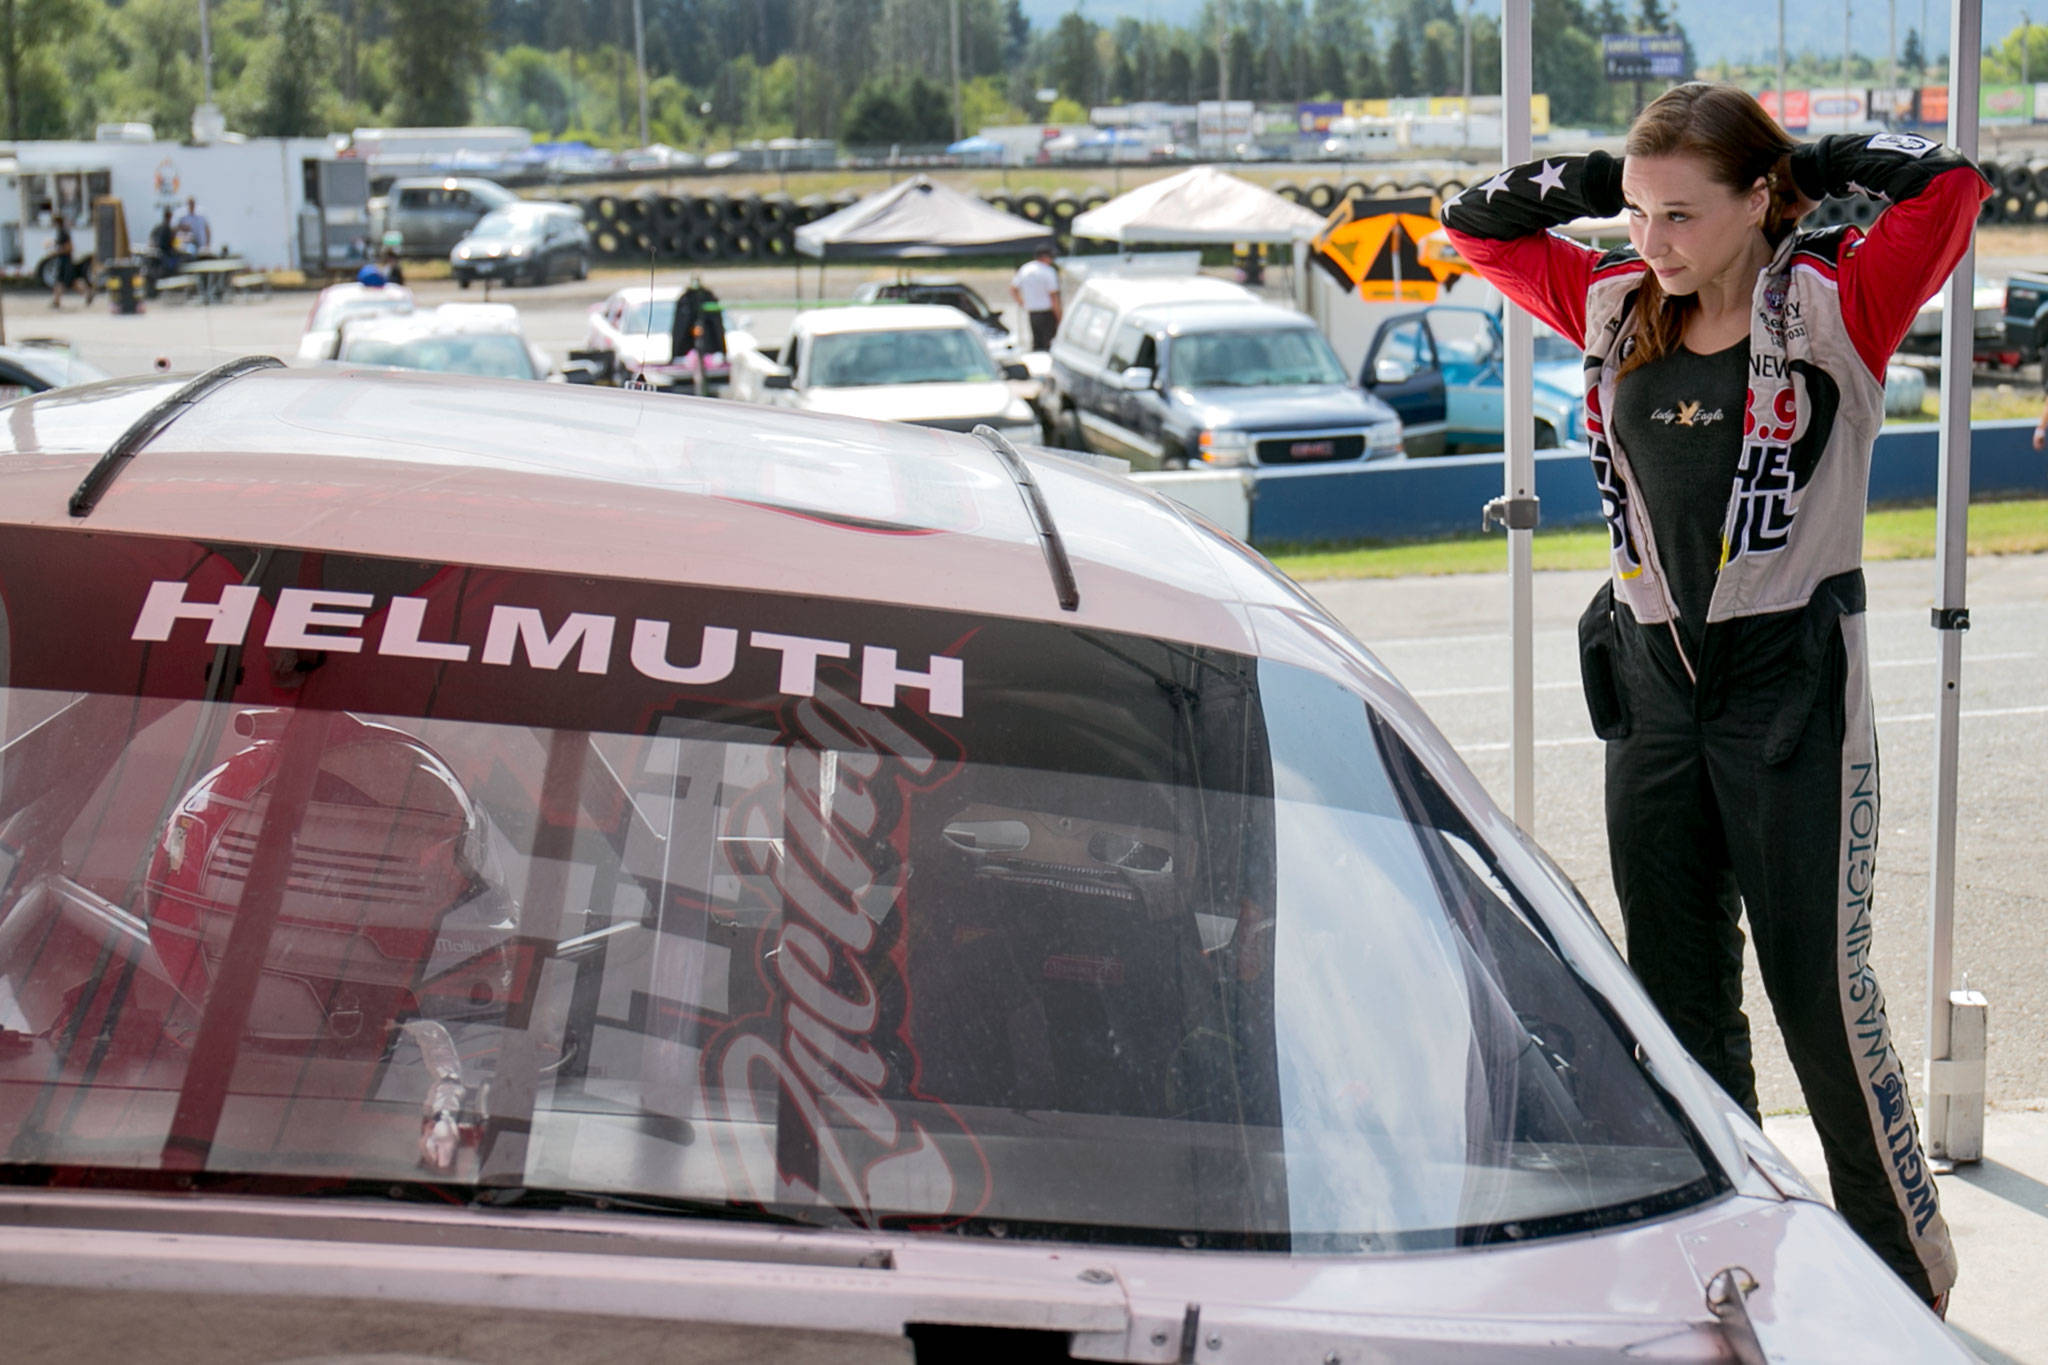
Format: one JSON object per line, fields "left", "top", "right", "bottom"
{"left": 1360, "top": 304, "right": 1585, "bottom": 456}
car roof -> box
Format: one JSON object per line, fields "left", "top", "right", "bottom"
{"left": 608, "top": 286, "right": 682, "bottom": 306}
{"left": 339, "top": 303, "right": 525, "bottom": 342}
{"left": 1073, "top": 276, "right": 1257, "bottom": 312}
{"left": 1153, "top": 302, "right": 1325, "bottom": 335}
{"left": 799, "top": 305, "right": 983, "bottom": 337}
{"left": 0, "top": 367, "right": 1315, "bottom": 656}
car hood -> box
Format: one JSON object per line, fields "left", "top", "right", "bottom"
{"left": 1179, "top": 383, "right": 1395, "bottom": 430}
{"left": 1531, "top": 357, "right": 1585, "bottom": 400}
{"left": 800, "top": 380, "right": 1017, "bottom": 425}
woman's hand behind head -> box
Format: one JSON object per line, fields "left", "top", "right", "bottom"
{"left": 1771, "top": 152, "right": 1820, "bottom": 233}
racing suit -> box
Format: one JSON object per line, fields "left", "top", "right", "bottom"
{"left": 1442, "top": 134, "right": 1989, "bottom": 1300}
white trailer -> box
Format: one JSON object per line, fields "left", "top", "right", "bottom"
{"left": 0, "top": 136, "right": 345, "bottom": 283}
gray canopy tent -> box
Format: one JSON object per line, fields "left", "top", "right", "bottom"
{"left": 793, "top": 176, "right": 1054, "bottom": 260}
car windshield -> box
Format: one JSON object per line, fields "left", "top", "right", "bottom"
{"left": 620, "top": 299, "right": 678, "bottom": 335}
{"left": 8, "top": 348, "right": 109, "bottom": 390}
{"left": 808, "top": 328, "right": 999, "bottom": 387}
{"left": 1171, "top": 328, "right": 1348, "bottom": 388}
{"left": 341, "top": 333, "right": 537, "bottom": 380}
{"left": 470, "top": 209, "right": 545, "bottom": 241}
{"left": 0, "top": 534, "right": 1719, "bottom": 1252}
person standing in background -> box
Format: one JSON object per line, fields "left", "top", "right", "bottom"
{"left": 177, "top": 197, "right": 211, "bottom": 255}
{"left": 1010, "top": 245, "right": 1062, "bottom": 352}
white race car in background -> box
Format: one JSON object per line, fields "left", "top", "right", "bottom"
{"left": 334, "top": 302, "right": 553, "bottom": 381}
{"left": 578, "top": 285, "right": 729, "bottom": 389}
{"left": 296, "top": 280, "right": 417, "bottom": 360}
{"left": 727, "top": 303, "right": 1040, "bottom": 442}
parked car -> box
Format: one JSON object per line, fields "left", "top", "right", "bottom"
{"left": 727, "top": 303, "right": 1038, "bottom": 441}
{"left": 1900, "top": 272, "right": 2004, "bottom": 360}
{"left": 577, "top": 285, "right": 730, "bottom": 389}
{"left": 850, "top": 277, "right": 1020, "bottom": 361}
{"left": 451, "top": 202, "right": 591, "bottom": 289}
{"left": 1359, "top": 305, "right": 1587, "bottom": 456}
{"left": 1043, "top": 276, "right": 1402, "bottom": 469}
{"left": 383, "top": 176, "right": 518, "bottom": 259}
{"left": 2001, "top": 269, "right": 2048, "bottom": 366}
{"left": 1360, "top": 302, "right": 1933, "bottom": 452}
{"left": 0, "top": 364, "right": 1967, "bottom": 1362}
{"left": 334, "top": 302, "right": 552, "bottom": 381}
{"left": 295, "top": 280, "right": 417, "bottom": 361}
{"left": 0, "top": 340, "right": 108, "bottom": 400}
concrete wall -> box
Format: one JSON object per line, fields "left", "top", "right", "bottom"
{"left": 1231, "top": 419, "right": 2048, "bottom": 548}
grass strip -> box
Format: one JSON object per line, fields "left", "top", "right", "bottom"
{"left": 1267, "top": 498, "right": 2048, "bottom": 581}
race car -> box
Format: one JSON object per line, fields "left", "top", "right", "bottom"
{"left": 0, "top": 362, "right": 1967, "bottom": 1363}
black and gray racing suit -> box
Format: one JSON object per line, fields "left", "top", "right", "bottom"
{"left": 1442, "top": 134, "right": 1989, "bottom": 1299}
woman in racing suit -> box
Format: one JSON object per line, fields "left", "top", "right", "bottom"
{"left": 1440, "top": 83, "right": 1988, "bottom": 1310}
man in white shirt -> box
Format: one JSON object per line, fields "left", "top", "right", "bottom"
{"left": 176, "top": 198, "right": 211, "bottom": 254}
{"left": 1009, "top": 246, "right": 1061, "bottom": 351}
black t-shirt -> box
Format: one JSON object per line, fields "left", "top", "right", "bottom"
{"left": 1611, "top": 337, "right": 1749, "bottom": 655}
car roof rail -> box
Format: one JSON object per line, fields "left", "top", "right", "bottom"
{"left": 971, "top": 425, "right": 1080, "bottom": 613}
{"left": 68, "top": 355, "right": 284, "bottom": 518}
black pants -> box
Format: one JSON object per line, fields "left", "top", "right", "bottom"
{"left": 1027, "top": 309, "right": 1057, "bottom": 351}
{"left": 1580, "top": 573, "right": 1956, "bottom": 1300}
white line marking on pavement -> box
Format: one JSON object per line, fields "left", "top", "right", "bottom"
{"left": 1452, "top": 703, "right": 2048, "bottom": 754}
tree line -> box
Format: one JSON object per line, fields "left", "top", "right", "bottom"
{"left": 23, "top": 0, "right": 1957, "bottom": 149}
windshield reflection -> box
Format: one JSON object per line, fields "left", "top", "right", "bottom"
{"left": 0, "top": 607, "right": 1715, "bottom": 1250}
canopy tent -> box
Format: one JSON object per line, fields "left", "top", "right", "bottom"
{"left": 1069, "top": 166, "right": 1325, "bottom": 245}
{"left": 1311, "top": 193, "right": 1468, "bottom": 303}
{"left": 793, "top": 175, "right": 1053, "bottom": 260}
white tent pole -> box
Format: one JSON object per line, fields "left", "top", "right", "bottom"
{"left": 1924, "top": 0, "right": 1984, "bottom": 1164}
{"left": 1500, "top": 0, "right": 1537, "bottom": 831}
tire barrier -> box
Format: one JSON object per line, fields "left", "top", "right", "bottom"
{"left": 580, "top": 160, "right": 2000, "bottom": 267}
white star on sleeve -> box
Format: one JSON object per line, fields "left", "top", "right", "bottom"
{"left": 1476, "top": 169, "right": 1516, "bottom": 202}
{"left": 1529, "top": 160, "right": 1567, "bottom": 200}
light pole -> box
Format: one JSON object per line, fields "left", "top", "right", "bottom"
{"left": 1843, "top": 0, "right": 1854, "bottom": 131}
{"left": 1777, "top": 0, "right": 1786, "bottom": 130}
{"left": 1461, "top": 0, "right": 1473, "bottom": 150}
{"left": 950, "top": 0, "right": 963, "bottom": 143}
{"left": 631, "top": 0, "right": 650, "bottom": 148}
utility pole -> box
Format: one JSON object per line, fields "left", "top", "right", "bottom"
{"left": 1777, "top": 0, "right": 1787, "bottom": 129}
{"left": 1462, "top": 0, "right": 1473, "bottom": 150}
{"left": 1888, "top": 0, "right": 1898, "bottom": 125}
{"left": 1218, "top": 0, "right": 1230, "bottom": 107}
{"left": 2025, "top": 11, "right": 2034, "bottom": 93}
{"left": 631, "top": 0, "right": 650, "bottom": 147}
{"left": 200, "top": 0, "right": 213, "bottom": 105}
{"left": 1843, "top": 0, "right": 1854, "bottom": 131}
{"left": 950, "top": 0, "right": 963, "bottom": 142}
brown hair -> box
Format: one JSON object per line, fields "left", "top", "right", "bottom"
{"left": 1619, "top": 83, "right": 1800, "bottom": 376}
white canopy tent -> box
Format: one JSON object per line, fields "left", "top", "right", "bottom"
{"left": 1493, "top": 0, "right": 1986, "bottom": 1162}
{"left": 1069, "top": 166, "right": 1326, "bottom": 245}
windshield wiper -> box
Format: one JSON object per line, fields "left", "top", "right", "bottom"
{"left": 468, "top": 1184, "right": 827, "bottom": 1229}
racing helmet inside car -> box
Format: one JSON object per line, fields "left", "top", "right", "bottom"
{"left": 142, "top": 709, "right": 520, "bottom": 1058}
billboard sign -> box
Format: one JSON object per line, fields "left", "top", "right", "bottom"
{"left": 1602, "top": 35, "right": 1687, "bottom": 81}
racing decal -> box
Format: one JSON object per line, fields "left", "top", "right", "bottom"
{"left": 1582, "top": 354, "right": 1645, "bottom": 580}
{"left": 1834, "top": 613, "right": 1957, "bottom": 1288}
{"left": 1720, "top": 360, "right": 1841, "bottom": 564}
{"left": 700, "top": 676, "right": 990, "bottom": 1226}
{"left": 127, "top": 579, "right": 965, "bottom": 717}
{"left": 1868, "top": 132, "right": 1938, "bottom": 157}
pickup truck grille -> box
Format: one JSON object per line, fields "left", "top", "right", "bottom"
{"left": 1255, "top": 433, "right": 1364, "bottom": 464}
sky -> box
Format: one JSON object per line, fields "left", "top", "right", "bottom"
{"left": 1016, "top": 1, "right": 2029, "bottom": 74}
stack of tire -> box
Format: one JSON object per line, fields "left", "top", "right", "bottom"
{"left": 577, "top": 188, "right": 834, "bottom": 266}
{"left": 575, "top": 158, "right": 2034, "bottom": 268}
